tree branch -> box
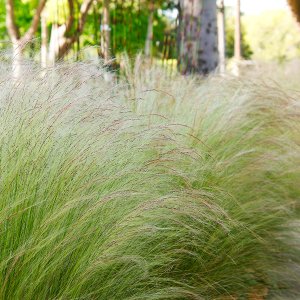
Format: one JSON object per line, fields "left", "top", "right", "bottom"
{"left": 58, "top": 0, "right": 94, "bottom": 59}
{"left": 78, "top": 0, "right": 94, "bottom": 32}
{"left": 22, "top": 0, "right": 48, "bottom": 43}
{"left": 5, "top": 0, "right": 20, "bottom": 42}
{"left": 65, "top": 0, "right": 75, "bottom": 33}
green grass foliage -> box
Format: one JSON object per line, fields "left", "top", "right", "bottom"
{"left": 0, "top": 60, "right": 299, "bottom": 299}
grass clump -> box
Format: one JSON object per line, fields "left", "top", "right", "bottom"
{"left": 0, "top": 61, "right": 299, "bottom": 299}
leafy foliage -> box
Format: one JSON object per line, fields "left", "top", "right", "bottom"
{"left": 1, "top": 0, "right": 171, "bottom": 57}
{"left": 244, "top": 10, "right": 300, "bottom": 63}
{"left": 81, "top": 1, "right": 168, "bottom": 57}
{"left": 0, "top": 1, "right": 7, "bottom": 45}
{"left": 225, "top": 15, "right": 253, "bottom": 59}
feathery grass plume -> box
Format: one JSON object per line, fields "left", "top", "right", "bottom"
{"left": 0, "top": 59, "right": 299, "bottom": 299}
{"left": 122, "top": 56, "right": 300, "bottom": 298}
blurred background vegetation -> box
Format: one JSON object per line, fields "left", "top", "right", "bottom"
{"left": 1, "top": 0, "right": 300, "bottom": 71}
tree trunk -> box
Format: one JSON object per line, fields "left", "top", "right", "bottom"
{"left": 176, "top": 3, "right": 182, "bottom": 67}
{"left": 287, "top": 0, "right": 300, "bottom": 24}
{"left": 48, "top": 24, "right": 67, "bottom": 65}
{"left": 178, "top": 0, "right": 201, "bottom": 74}
{"left": 178, "top": 0, "right": 218, "bottom": 75}
{"left": 233, "top": 0, "right": 241, "bottom": 76}
{"left": 199, "top": 0, "right": 219, "bottom": 74}
{"left": 49, "top": 0, "right": 93, "bottom": 63}
{"left": 217, "top": 0, "right": 226, "bottom": 74}
{"left": 145, "top": 2, "right": 154, "bottom": 57}
{"left": 6, "top": 0, "right": 47, "bottom": 77}
{"left": 101, "top": 0, "right": 111, "bottom": 64}
{"left": 234, "top": 0, "right": 241, "bottom": 60}
{"left": 41, "top": 10, "right": 48, "bottom": 68}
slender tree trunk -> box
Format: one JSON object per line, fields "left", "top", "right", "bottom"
{"left": 48, "top": 24, "right": 66, "bottom": 65}
{"left": 217, "top": 0, "right": 226, "bottom": 74}
{"left": 176, "top": 3, "right": 182, "bottom": 69}
{"left": 49, "top": 0, "right": 93, "bottom": 63}
{"left": 48, "top": 24, "right": 57, "bottom": 65}
{"left": 234, "top": 0, "right": 241, "bottom": 60}
{"left": 145, "top": 2, "right": 154, "bottom": 57}
{"left": 101, "top": 0, "right": 111, "bottom": 64}
{"left": 233, "top": 0, "right": 241, "bottom": 76}
{"left": 41, "top": 10, "right": 48, "bottom": 68}
{"left": 178, "top": 0, "right": 218, "bottom": 75}
{"left": 6, "top": 0, "right": 47, "bottom": 77}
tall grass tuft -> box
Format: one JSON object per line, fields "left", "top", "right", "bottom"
{"left": 0, "top": 60, "right": 299, "bottom": 299}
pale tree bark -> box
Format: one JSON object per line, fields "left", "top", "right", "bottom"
{"left": 217, "top": 0, "right": 226, "bottom": 74}
{"left": 41, "top": 9, "right": 48, "bottom": 68}
{"left": 178, "top": 0, "right": 201, "bottom": 74}
{"left": 48, "top": 24, "right": 67, "bottom": 65}
{"left": 6, "top": 0, "right": 47, "bottom": 77}
{"left": 233, "top": 0, "right": 241, "bottom": 76}
{"left": 234, "top": 0, "right": 241, "bottom": 60}
{"left": 100, "top": 0, "right": 111, "bottom": 64}
{"left": 48, "top": 0, "right": 74, "bottom": 64}
{"left": 145, "top": 1, "right": 154, "bottom": 57}
{"left": 178, "top": 0, "right": 219, "bottom": 75}
{"left": 49, "top": 0, "right": 93, "bottom": 64}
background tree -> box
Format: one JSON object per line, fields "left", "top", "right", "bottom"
{"left": 178, "top": 0, "right": 219, "bottom": 75}
{"left": 109, "top": 1, "right": 168, "bottom": 57}
{"left": 217, "top": 0, "right": 226, "bottom": 73}
{"left": 3, "top": 0, "right": 300, "bottom": 73}
{"left": 5, "top": 0, "right": 47, "bottom": 76}
{"left": 234, "top": 0, "right": 241, "bottom": 60}
{"left": 145, "top": 0, "right": 155, "bottom": 57}
{"left": 0, "top": 1, "right": 7, "bottom": 44}
{"left": 47, "top": 0, "right": 93, "bottom": 63}
{"left": 288, "top": 0, "right": 300, "bottom": 23}
{"left": 100, "top": 0, "right": 111, "bottom": 63}
{"left": 40, "top": 9, "right": 47, "bottom": 68}
{"left": 143, "top": 0, "right": 167, "bottom": 58}
{"left": 225, "top": 13, "right": 252, "bottom": 60}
